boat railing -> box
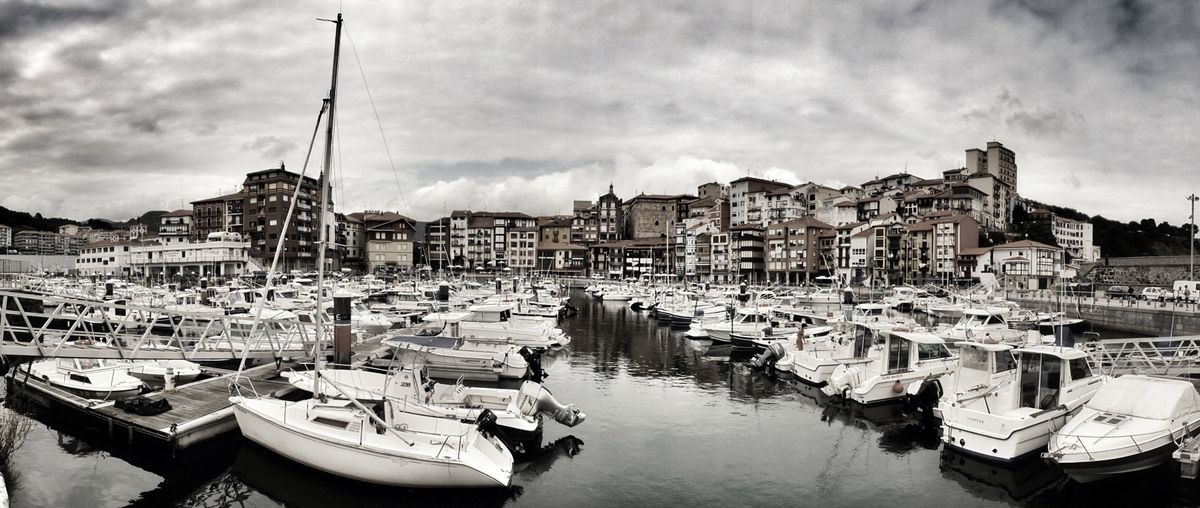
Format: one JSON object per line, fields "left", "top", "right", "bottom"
{"left": 1047, "top": 425, "right": 1190, "bottom": 460}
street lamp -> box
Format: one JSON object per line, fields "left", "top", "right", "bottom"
{"left": 1189, "top": 194, "right": 1199, "bottom": 281}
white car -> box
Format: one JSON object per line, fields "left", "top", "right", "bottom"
{"left": 1141, "top": 287, "right": 1169, "bottom": 301}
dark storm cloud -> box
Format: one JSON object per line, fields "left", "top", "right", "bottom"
{"left": 0, "top": 0, "right": 126, "bottom": 39}
{"left": 0, "top": 1, "right": 1197, "bottom": 224}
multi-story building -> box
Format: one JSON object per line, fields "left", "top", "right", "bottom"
{"left": 729, "top": 177, "right": 790, "bottom": 226}
{"left": 860, "top": 173, "right": 919, "bottom": 195}
{"left": 507, "top": 227, "right": 538, "bottom": 274}
{"left": 130, "top": 232, "right": 255, "bottom": 279}
{"left": 536, "top": 241, "right": 586, "bottom": 275}
{"left": 14, "top": 230, "right": 81, "bottom": 255}
{"left": 426, "top": 217, "right": 451, "bottom": 269}
{"left": 765, "top": 218, "right": 835, "bottom": 284}
{"left": 570, "top": 185, "right": 623, "bottom": 246}
{"left": 965, "top": 141, "right": 1018, "bottom": 191}
{"left": 0, "top": 225, "right": 11, "bottom": 250}
{"left": 1028, "top": 209, "right": 1097, "bottom": 263}
{"left": 76, "top": 240, "right": 138, "bottom": 277}
{"left": 710, "top": 232, "right": 732, "bottom": 283}
{"left": 241, "top": 165, "right": 326, "bottom": 272}
{"left": 729, "top": 224, "right": 766, "bottom": 283}
{"left": 622, "top": 193, "right": 694, "bottom": 240}
{"left": 449, "top": 210, "right": 470, "bottom": 266}
{"left": 159, "top": 209, "right": 194, "bottom": 244}
{"left": 335, "top": 212, "right": 365, "bottom": 268}
{"left": 697, "top": 182, "right": 725, "bottom": 200}
{"left": 355, "top": 211, "right": 416, "bottom": 273}
{"left": 191, "top": 192, "right": 246, "bottom": 240}
{"left": 979, "top": 239, "right": 1061, "bottom": 290}
{"left": 537, "top": 216, "right": 573, "bottom": 245}
{"left": 903, "top": 215, "right": 980, "bottom": 284}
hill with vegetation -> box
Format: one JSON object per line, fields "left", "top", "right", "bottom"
{"left": 1015, "top": 200, "right": 1197, "bottom": 258}
{"left": 0, "top": 206, "right": 166, "bottom": 235}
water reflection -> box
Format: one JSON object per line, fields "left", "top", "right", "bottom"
{"left": 7, "top": 288, "right": 1200, "bottom": 507}
{"left": 229, "top": 442, "right": 521, "bottom": 508}
{"left": 939, "top": 448, "right": 1062, "bottom": 504}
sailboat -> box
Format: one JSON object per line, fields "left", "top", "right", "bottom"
{"left": 230, "top": 13, "right": 513, "bottom": 488}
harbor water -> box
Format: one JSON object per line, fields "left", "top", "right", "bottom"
{"left": 2, "top": 289, "right": 1199, "bottom": 507}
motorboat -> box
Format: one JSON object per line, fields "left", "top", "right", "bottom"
{"left": 937, "top": 308, "right": 1026, "bottom": 346}
{"left": 24, "top": 358, "right": 144, "bottom": 400}
{"left": 794, "top": 287, "right": 842, "bottom": 304}
{"left": 1044, "top": 375, "right": 1200, "bottom": 483}
{"left": 820, "top": 329, "right": 957, "bottom": 405}
{"left": 1037, "top": 317, "right": 1088, "bottom": 346}
{"left": 702, "top": 308, "right": 775, "bottom": 343}
{"left": 940, "top": 345, "right": 1106, "bottom": 462}
{"left": 381, "top": 333, "right": 532, "bottom": 381}
{"left": 421, "top": 305, "right": 569, "bottom": 348}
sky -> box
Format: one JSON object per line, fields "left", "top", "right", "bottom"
{"left": 1, "top": 0, "right": 1198, "bottom": 226}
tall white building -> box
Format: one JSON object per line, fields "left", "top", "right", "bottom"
{"left": 1053, "top": 216, "right": 1097, "bottom": 262}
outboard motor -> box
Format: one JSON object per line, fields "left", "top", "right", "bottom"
{"left": 750, "top": 341, "right": 787, "bottom": 369}
{"left": 521, "top": 382, "right": 587, "bottom": 427}
{"left": 904, "top": 378, "right": 944, "bottom": 426}
{"left": 518, "top": 346, "right": 545, "bottom": 381}
{"left": 475, "top": 409, "right": 500, "bottom": 438}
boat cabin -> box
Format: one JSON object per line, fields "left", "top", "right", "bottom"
{"left": 953, "top": 342, "right": 1018, "bottom": 394}
{"left": 1012, "top": 346, "right": 1096, "bottom": 411}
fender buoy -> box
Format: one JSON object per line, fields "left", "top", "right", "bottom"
{"left": 892, "top": 380, "right": 904, "bottom": 394}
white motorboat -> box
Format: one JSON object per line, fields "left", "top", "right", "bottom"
{"left": 25, "top": 358, "right": 144, "bottom": 400}
{"left": 1044, "top": 375, "right": 1200, "bottom": 483}
{"left": 794, "top": 287, "right": 842, "bottom": 304}
{"left": 940, "top": 345, "right": 1106, "bottom": 462}
{"left": 422, "top": 305, "right": 569, "bottom": 348}
{"left": 937, "top": 308, "right": 1026, "bottom": 345}
{"left": 702, "top": 308, "right": 775, "bottom": 343}
{"left": 821, "top": 329, "right": 957, "bottom": 404}
{"left": 382, "top": 333, "right": 531, "bottom": 381}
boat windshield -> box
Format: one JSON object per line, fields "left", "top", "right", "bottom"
{"left": 1019, "top": 353, "right": 1062, "bottom": 409}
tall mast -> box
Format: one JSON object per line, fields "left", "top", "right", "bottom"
{"left": 314, "top": 12, "right": 342, "bottom": 384}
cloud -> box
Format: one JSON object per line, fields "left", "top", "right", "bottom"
{"left": 241, "top": 136, "right": 298, "bottom": 161}
{"left": 0, "top": 0, "right": 1197, "bottom": 227}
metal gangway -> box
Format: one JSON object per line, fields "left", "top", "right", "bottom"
{"left": 0, "top": 289, "right": 319, "bottom": 362}
{"left": 1080, "top": 335, "right": 1200, "bottom": 377}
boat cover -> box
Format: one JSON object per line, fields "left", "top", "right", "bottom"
{"left": 382, "top": 335, "right": 459, "bottom": 349}
{"left": 1086, "top": 375, "right": 1200, "bottom": 420}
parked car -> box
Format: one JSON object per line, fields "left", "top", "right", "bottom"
{"left": 1141, "top": 287, "right": 1170, "bottom": 301}
{"left": 1173, "top": 281, "right": 1200, "bottom": 303}
{"left": 1106, "top": 285, "right": 1133, "bottom": 299}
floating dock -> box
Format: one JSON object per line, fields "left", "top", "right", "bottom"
{"left": 5, "top": 335, "right": 392, "bottom": 454}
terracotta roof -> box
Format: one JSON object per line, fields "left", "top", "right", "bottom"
{"left": 958, "top": 247, "right": 991, "bottom": 256}
{"left": 837, "top": 221, "right": 866, "bottom": 230}
{"left": 162, "top": 209, "right": 193, "bottom": 217}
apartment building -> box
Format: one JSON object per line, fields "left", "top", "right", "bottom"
{"left": 241, "top": 165, "right": 327, "bottom": 271}
{"left": 159, "top": 209, "right": 194, "bottom": 244}
{"left": 729, "top": 177, "right": 790, "bottom": 226}
{"left": 354, "top": 211, "right": 416, "bottom": 273}
{"left": 765, "top": 218, "right": 835, "bottom": 284}
{"left": 191, "top": 192, "right": 246, "bottom": 239}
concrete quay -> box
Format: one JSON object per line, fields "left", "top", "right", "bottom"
{"left": 1007, "top": 290, "right": 1200, "bottom": 336}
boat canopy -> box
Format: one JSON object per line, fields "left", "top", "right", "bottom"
{"left": 1087, "top": 375, "right": 1200, "bottom": 420}
{"left": 892, "top": 331, "right": 946, "bottom": 344}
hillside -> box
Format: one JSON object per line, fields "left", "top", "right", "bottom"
{"left": 1021, "top": 200, "right": 1197, "bottom": 258}
{"left": 0, "top": 206, "right": 166, "bottom": 234}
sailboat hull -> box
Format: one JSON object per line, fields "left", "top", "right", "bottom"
{"left": 232, "top": 399, "right": 511, "bottom": 488}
